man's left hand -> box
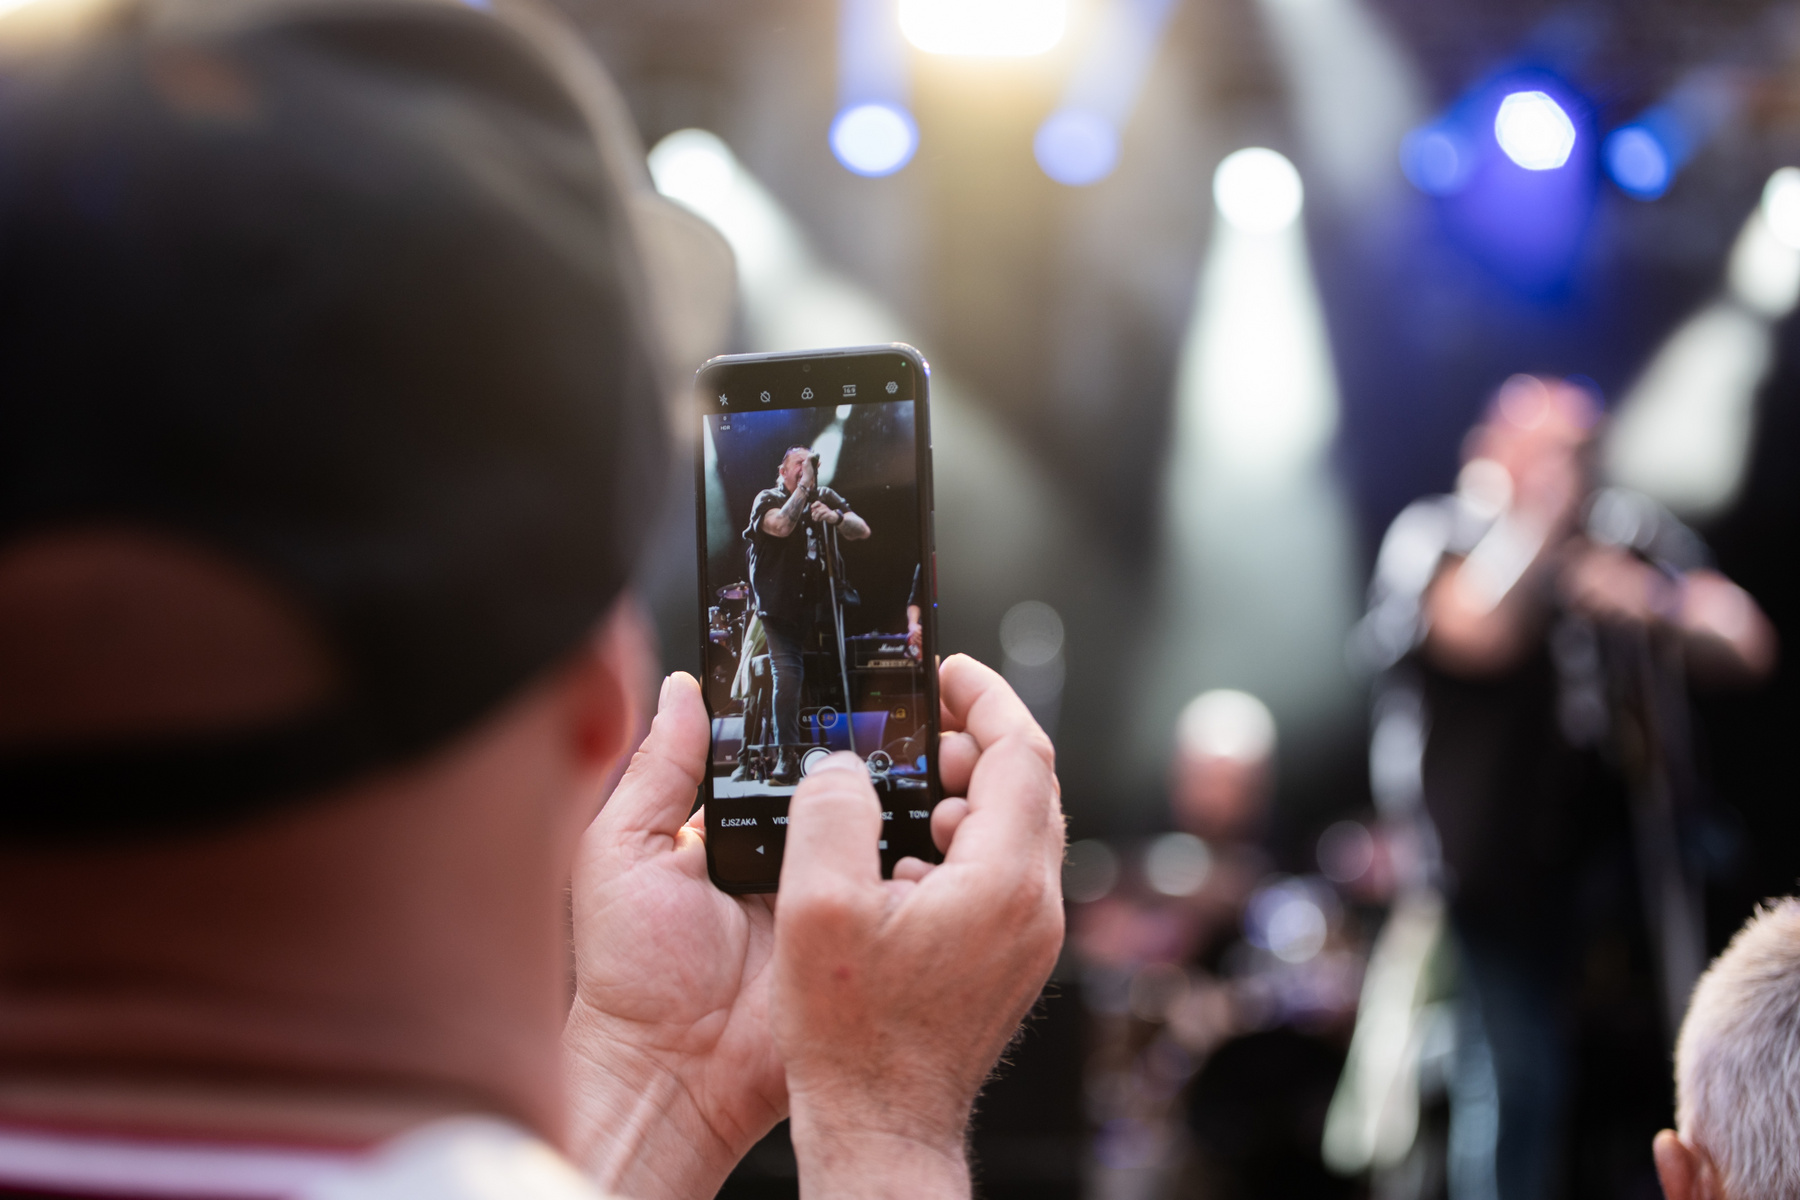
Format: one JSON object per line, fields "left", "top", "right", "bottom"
{"left": 809, "top": 501, "right": 840, "bottom": 525}
{"left": 563, "top": 673, "right": 784, "bottom": 1200}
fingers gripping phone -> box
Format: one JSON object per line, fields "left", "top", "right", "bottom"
{"left": 694, "top": 345, "right": 941, "bottom": 893}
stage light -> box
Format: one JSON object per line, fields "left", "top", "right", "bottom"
{"left": 649, "top": 130, "right": 735, "bottom": 209}
{"left": 1000, "top": 599, "right": 1065, "bottom": 666}
{"left": 1399, "top": 126, "right": 1470, "bottom": 196}
{"left": 1761, "top": 167, "right": 1800, "bottom": 250}
{"left": 1606, "top": 183, "right": 1800, "bottom": 520}
{"left": 1030, "top": 0, "right": 1177, "bottom": 187}
{"left": 1145, "top": 833, "right": 1213, "bottom": 897}
{"left": 1179, "top": 688, "right": 1276, "bottom": 761}
{"left": 898, "top": 0, "right": 1067, "bottom": 57}
{"left": 1129, "top": 130, "right": 1356, "bottom": 783}
{"left": 1604, "top": 125, "right": 1672, "bottom": 199}
{"left": 829, "top": 102, "right": 918, "bottom": 176}
{"left": 1064, "top": 839, "right": 1120, "bottom": 904}
{"left": 1034, "top": 108, "right": 1119, "bottom": 186}
{"left": 1494, "top": 90, "right": 1576, "bottom": 170}
{"left": 1253, "top": 0, "right": 1427, "bottom": 208}
{"left": 1213, "top": 147, "right": 1304, "bottom": 233}
{"left": 1731, "top": 190, "right": 1800, "bottom": 317}
{"left": 1246, "top": 879, "right": 1330, "bottom": 964}
{"left": 1001, "top": 599, "right": 1066, "bottom": 732}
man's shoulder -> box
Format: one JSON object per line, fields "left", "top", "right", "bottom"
{"left": 304, "top": 1117, "right": 617, "bottom": 1200}
{"left": 817, "top": 486, "right": 849, "bottom": 508}
{"left": 0, "top": 1116, "right": 624, "bottom": 1200}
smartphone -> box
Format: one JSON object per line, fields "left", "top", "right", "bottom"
{"left": 693, "top": 344, "right": 940, "bottom": 893}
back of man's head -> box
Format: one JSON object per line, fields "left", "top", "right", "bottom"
{"left": 1673, "top": 898, "right": 1800, "bottom": 1200}
{"left": 0, "top": 0, "right": 686, "bottom": 841}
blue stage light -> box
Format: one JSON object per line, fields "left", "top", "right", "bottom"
{"left": 1604, "top": 125, "right": 1672, "bottom": 199}
{"left": 1494, "top": 90, "right": 1576, "bottom": 170}
{"left": 829, "top": 103, "right": 918, "bottom": 176}
{"left": 1034, "top": 109, "right": 1120, "bottom": 186}
{"left": 1399, "top": 126, "right": 1472, "bottom": 195}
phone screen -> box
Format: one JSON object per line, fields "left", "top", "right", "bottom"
{"left": 693, "top": 345, "right": 940, "bottom": 892}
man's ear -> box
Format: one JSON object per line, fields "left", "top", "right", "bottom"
{"left": 1654, "top": 1129, "right": 1721, "bottom": 1200}
{"left": 565, "top": 593, "right": 657, "bottom": 779}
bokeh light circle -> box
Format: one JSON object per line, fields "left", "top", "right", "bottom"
{"left": 1400, "top": 127, "right": 1468, "bottom": 196}
{"left": 1604, "top": 126, "right": 1672, "bottom": 199}
{"left": 1494, "top": 90, "right": 1576, "bottom": 171}
{"left": 829, "top": 103, "right": 918, "bottom": 177}
{"left": 999, "top": 600, "right": 1066, "bottom": 666}
{"left": 1212, "top": 147, "right": 1303, "bottom": 233}
{"left": 1034, "top": 109, "right": 1120, "bottom": 187}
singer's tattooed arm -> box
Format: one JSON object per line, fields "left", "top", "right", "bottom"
{"left": 761, "top": 480, "right": 813, "bottom": 538}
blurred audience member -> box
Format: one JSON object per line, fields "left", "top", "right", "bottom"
{"left": 0, "top": 3, "right": 1065, "bottom": 1197}
{"left": 1653, "top": 899, "right": 1800, "bottom": 1200}
{"left": 1070, "top": 690, "right": 1363, "bottom": 1200}
{"left": 1356, "top": 375, "right": 1775, "bottom": 1200}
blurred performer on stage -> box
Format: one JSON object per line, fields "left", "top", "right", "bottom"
{"left": 1072, "top": 690, "right": 1364, "bottom": 1200}
{"left": 744, "top": 446, "right": 869, "bottom": 783}
{"left": 1356, "top": 375, "right": 1776, "bottom": 1200}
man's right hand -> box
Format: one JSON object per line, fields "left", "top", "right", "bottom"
{"left": 772, "top": 654, "right": 1066, "bottom": 1198}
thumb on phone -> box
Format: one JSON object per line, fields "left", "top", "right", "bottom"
{"left": 778, "top": 754, "right": 882, "bottom": 901}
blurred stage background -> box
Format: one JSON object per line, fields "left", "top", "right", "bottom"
{"left": 552, "top": 0, "right": 1800, "bottom": 1194}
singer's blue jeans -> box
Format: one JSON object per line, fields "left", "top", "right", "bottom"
{"left": 763, "top": 618, "right": 804, "bottom": 747}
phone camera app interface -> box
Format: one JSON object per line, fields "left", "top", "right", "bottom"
{"left": 701, "top": 386, "right": 929, "bottom": 813}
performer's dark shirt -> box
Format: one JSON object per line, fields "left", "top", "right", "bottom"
{"left": 744, "top": 484, "right": 849, "bottom": 626}
{"left": 1420, "top": 646, "right": 1617, "bottom": 953}
{"left": 1367, "top": 487, "right": 1711, "bottom": 955}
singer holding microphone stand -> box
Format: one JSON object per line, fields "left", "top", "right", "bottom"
{"left": 746, "top": 446, "right": 871, "bottom": 783}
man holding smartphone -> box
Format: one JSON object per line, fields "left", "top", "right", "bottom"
{"left": 0, "top": 3, "right": 1065, "bottom": 1198}
{"left": 745, "top": 446, "right": 871, "bottom": 783}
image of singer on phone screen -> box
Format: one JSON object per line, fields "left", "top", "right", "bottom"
{"left": 696, "top": 346, "right": 939, "bottom": 891}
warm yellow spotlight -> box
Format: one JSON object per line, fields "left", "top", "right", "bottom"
{"left": 0, "top": 0, "right": 124, "bottom": 48}
{"left": 898, "top": 0, "right": 1068, "bottom": 57}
